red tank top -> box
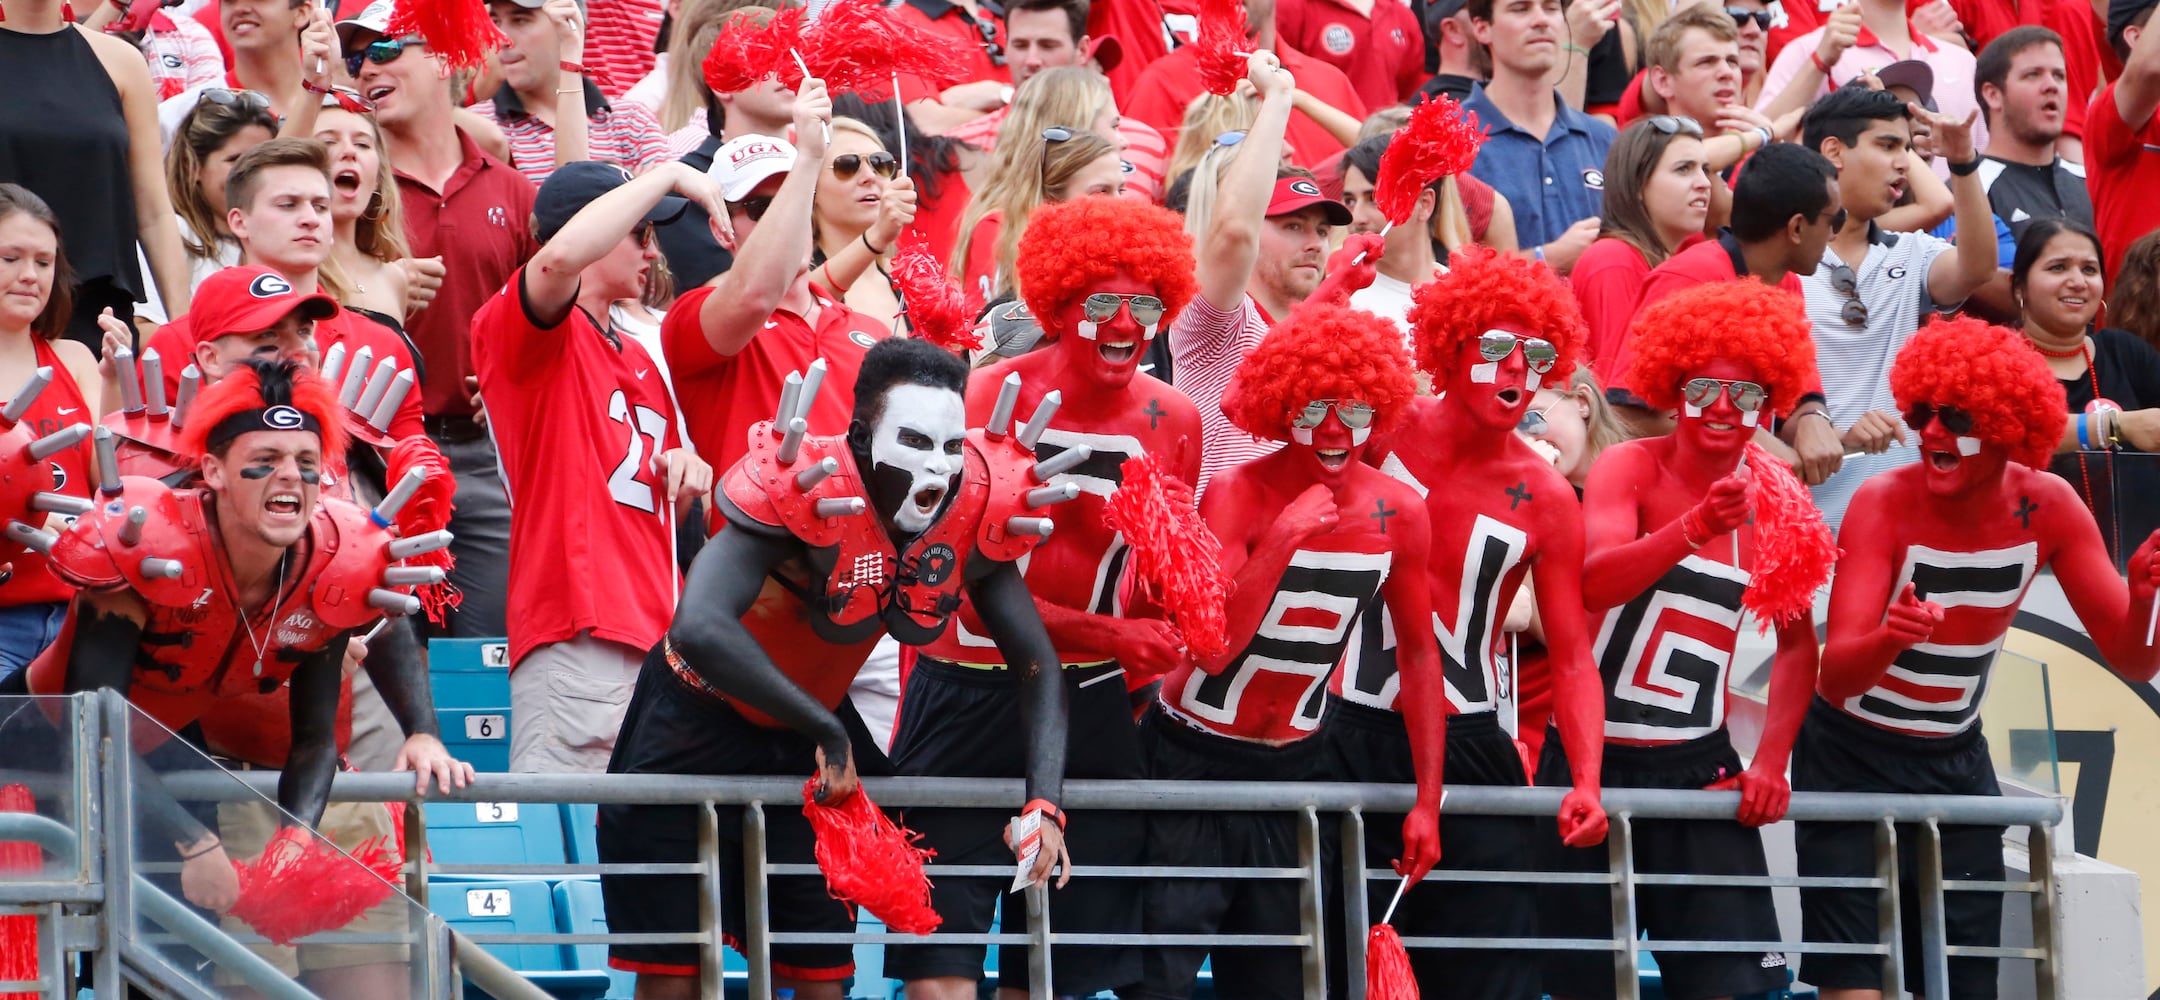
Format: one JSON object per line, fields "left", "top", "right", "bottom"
{"left": 5, "top": 339, "right": 95, "bottom": 606}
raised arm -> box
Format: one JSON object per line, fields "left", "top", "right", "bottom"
{"left": 2116, "top": 5, "right": 2160, "bottom": 134}
{"left": 1581, "top": 448, "right": 1750, "bottom": 610}
{"left": 692, "top": 80, "right": 832, "bottom": 356}
{"left": 525, "top": 161, "right": 728, "bottom": 323}
{"left": 1922, "top": 106, "right": 2001, "bottom": 307}
{"left": 546, "top": 0, "right": 592, "bottom": 170}
{"left": 1194, "top": 53, "right": 1296, "bottom": 311}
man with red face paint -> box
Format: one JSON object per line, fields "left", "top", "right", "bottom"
{"left": 1800, "top": 316, "right": 2160, "bottom": 1000}
{"left": 1346, "top": 245, "right": 1608, "bottom": 1000}
{"left": 1133, "top": 299, "right": 1444, "bottom": 1000}
{"left": 887, "top": 197, "right": 1203, "bottom": 1000}
{"left": 1539, "top": 280, "right": 1829, "bottom": 1000}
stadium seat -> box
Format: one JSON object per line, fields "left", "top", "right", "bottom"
{"left": 553, "top": 878, "right": 635, "bottom": 1000}
{"left": 429, "top": 638, "right": 514, "bottom": 772}
{"left": 425, "top": 800, "right": 567, "bottom": 873}
{"left": 426, "top": 877, "right": 609, "bottom": 1000}
{"left": 562, "top": 803, "right": 599, "bottom": 867}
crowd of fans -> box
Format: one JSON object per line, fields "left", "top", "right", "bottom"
{"left": 5, "top": 0, "right": 2160, "bottom": 992}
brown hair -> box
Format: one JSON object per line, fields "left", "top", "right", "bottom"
{"left": 1595, "top": 118, "right": 1704, "bottom": 267}
{"left": 2109, "top": 230, "right": 2160, "bottom": 352}
{"left": 1003, "top": 0, "right": 1087, "bottom": 41}
{"left": 227, "top": 139, "right": 357, "bottom": 302}
{"left": 166, "top": 93, "right": 280, "bottom": 263}
{"left": 317, "top": 104, "right": 413, "bottom": 263}
{"left": 0, "top": 184, "right": 73, "bottom": 341}
{"left": 663, "top": 0, "right": 795, "bottom": 134}
{"left": 1645, "top": 3, "right": 1737, "bottom": 76}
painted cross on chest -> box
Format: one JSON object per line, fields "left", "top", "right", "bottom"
{"left": 1370, "top": 499, "right": 1397, "bottom": 533}
{"left": 1142, "top": 398, "right": 1167, "bottom": 430}
{"left": 1506, "top": 481, "right": 1533, "bottom": 510}
{"left": 2014, "top": 495, "right": 2038, "bottom": 529}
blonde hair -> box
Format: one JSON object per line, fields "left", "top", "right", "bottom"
{"left": 663, "top": 0, "right": 794, "bottom": 133}
{"left": 1165, "top": 92, "right": 1257, "bottom": 190}
{"left": 811, "top": 116, "right": 888, "bottom": 247}
{"left": 953, "top": 128, "right": 1118, "bottom": 302}
{"left": 976, "top": 67, "right": 1115, "bottom": 192}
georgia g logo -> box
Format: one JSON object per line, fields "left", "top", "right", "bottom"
{"left": 263, "top": 405, "right": 305, "bottom": 430}
{"left": 248, "top": 273, "right": 293, "bottom": 299}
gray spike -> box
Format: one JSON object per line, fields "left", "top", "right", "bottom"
{"left": 141, "top": 351, "right": 168, "bottom": 418}
{"left": 138, "top": 558, "right": 183, "bottom": 580}
{"left": 1005, "top": 516, "right": 1054, "bottom": 538}
{"left": 0, "top": 367, "right": 53, "bottom": 426}
{"left": 795, "top": 456, "right": 839, "bottom": 491}
{"left": 386, "top": 530, "right": 454, "bottom": 560}
{"left": 983, "top": 373, "right": 1022, "bottom": 439}
{"left": 366, "top": 370, "right": 416, "bottom": 433}
{"left": 1016, "top": 391, "right": 1061, "bottom": 450}
{"left": 115, "top": 349, "right": 143, "bottom": 415}
{"left": 794, "top": 359, "right": 828, "bottom": 424}
{"left": 776, "top": 417, "right": 808, "bottom": 465}
{"left": 26, "top": 423, "right": 90, "bottom": 462}
{"left": 814, "top": 496, "right": 865, "bottom": 519}
{"left": 319, "top": 342, "right": 349, "bottom": 388}
{"left": 92, "top": 427, "right": 120, "bottom": 496}
{"left": 354, "top": 357, "right": 399, "bottom": 419}
{"left": 118, "top": 507, "right": 147, "bottom": 548}
{"left": 337, "top": 346, "right": 373, "bottom": 409}
{"left": 1026, "top": 483, "right": 1081, "bottom": 508}
{"left": 367, "top": 588, "right": 422, "bottom": 616}
{"left": 371, "top": 468, "right": 426, "bottom": 526}
{"left": 774, "top": 371, "right": 803, "bottom": 431}
{"left": 4, "top": 521, "right": 55, "bottom": 555}
{"left": 382, "top": 565, "right": 447, "bottom": 587}
{"left": 171, "top": 366, "right": 201, "bottom": 429}
{"left": 1030, "top": 444, "right": 1092, "bottom": 484}
{"left": 28, "top": 492, "right": 93, "bottom": 517}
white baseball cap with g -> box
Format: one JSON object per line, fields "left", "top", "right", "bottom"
{"left": 707, "top": 135, "right": 798, "bottom": 202}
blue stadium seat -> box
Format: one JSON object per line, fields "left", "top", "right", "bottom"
{"left": 426, "top": 878, "right": 609, "bottom": 1000}
{"left": 425, "top": 800, "right": 567, "bottom": 872}
{"left": 554, "top": 878, "right": 635, "bottom": 1000}
{"left": 562, "top": 804, "right": 599, "bottom": 867}
{"left": 429, "top": 638, "right": 514, "bottom": 772}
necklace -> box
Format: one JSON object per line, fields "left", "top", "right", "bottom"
{"left": 2025, "top": 327, "right": 2089, "bottom": 358}
{"left": 234, "top": 552, "right": 289, "bottom": 677}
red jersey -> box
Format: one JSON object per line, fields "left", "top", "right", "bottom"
{"left": 470, "top": 269, "right": 681, "bottom": 667}
{"left": 662, "top": 284, "right": 886, "bottom": 503}
{"left": 1570, "top": 237, "right": 1653, "bottom": 385}
{"left": 1276, "top": 0, "right": 1426, "bottom": 112}
{"left": 1124, "top": 44, "right": 1369, "bottom": 171}
{"left": 2086, "top": 82, "right": 2160, "bottom": 279}
{"left": 893, "top": 0, "right": 1008, "bottom": 103}
{"left": 1091, "top": 0, "right": 1171, "bottom": 106}
{"left": 3, "top": 341, "right": 96, "bottom": 606}
{"left": 147, "top": 289, "right": 428, "bottom": 442}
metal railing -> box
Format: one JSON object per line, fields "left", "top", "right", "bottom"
{"left": 0, "top": 691, "right": 2068, "bottom": 1000}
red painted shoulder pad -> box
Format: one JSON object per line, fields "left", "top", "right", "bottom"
{"left": 48, "top": 480, "right": 212, "bottom": 606}
{"left": 970, "top": 429, "right": 1050, "bottom": 564}
{"left": 307, "top": 497, "right": 402, "bottom": 631}
{"left": 722, "top": 421, "right": 874, "bottom": 548}
{"left": 103, "top": 409, "right": 186, "bottom": 477}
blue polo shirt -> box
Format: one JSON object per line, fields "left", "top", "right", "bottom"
{"left": 1461, "top": 84, "right": 1617, "bottom": 249}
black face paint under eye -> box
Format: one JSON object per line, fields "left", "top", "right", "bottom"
{"left": 299, "top": 470, "right": 320, "bottom": 484}
{"left": 240, "top": 465, "right": 276, "bottom": 480}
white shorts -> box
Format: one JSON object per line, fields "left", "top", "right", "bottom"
{"left": 508, "top": 633, "right": 644, "bottom": 773}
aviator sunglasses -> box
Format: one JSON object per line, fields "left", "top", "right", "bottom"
{"left": 1082, "top": 292, "right": 1166, "bottom": 326}
{"left": 1291, "top": 399, "right": 1376, "bottom": 431}
{"left": 1683, "top": 377, "right": 1768, "bottom": 412}
{"left": 1478, "top": 330, "right": 1560, "bottom": 373}
{"left": 832, "top": 151, "right": 898, "bottom": 181}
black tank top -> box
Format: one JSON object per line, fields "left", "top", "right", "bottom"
{"left": 0, "top": 26, "right": 140, "bottom": 298}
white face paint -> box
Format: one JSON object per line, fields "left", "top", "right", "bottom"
{"left": 1076, "top": 319, "right": 1099, "bottom": 342}
{"left": 1683, "top": 402, "right": 1704, "bottom": 418}
{"left": 869, "top": 384, "right": 968, "bottom": 535}
{"left": 1956, "top": 435, "right": 1983, "bottom": 456}
{"left": 1351, "top": 425, "right": 1371, "bottom": 445}
{"left": 1740, "top": 409, "right": 1760, "bottom": 428}
{"left": 1290, "top": 424, "right": 1314, "bottom": 445}
{"left": 1140, "top": 321, "right": 1159, "bottom": 341}
{"left": 1469, "top": 362, "right": 1498, "bottom": 384}
{"left": 1524, "top": 372, "right": 1542, "bottom": 393}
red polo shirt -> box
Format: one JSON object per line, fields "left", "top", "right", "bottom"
{"left": 2086, "top": 81, "right": 2160, "bottom": 279}
{"left": 1091, "top": 0, "right": 1171, "bottom": 105}
{"left": 393, "top": 129, "right": 540, "bottom": 417}
{"left": 1276, "top": 0, "right": 1427, "bottom": 111}
{"left": 1124, "top": 45, "right": 1368, "bottom": 171}
{"left": 895, "top": 0, "right": 1010, "bottom": 103}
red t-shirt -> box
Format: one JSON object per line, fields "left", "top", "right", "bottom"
{"left": 147, "top": 293, "right": 427, "bottom": 442}
{"left": 1091, "top": 0, "right": 1171, "bottom": 106}
{"left": 2086, "top": 82, "right": 2160, "bottom": 278}
{"left": 1124, "top": 45, "right": 1369, "bottom": 171}
{"left": 1276, "top": 0, "right": 1427, "bottom": 112}
{"left": 661, "top": 284, "right": 887, "bottom": 500}
{"left": 469, "top": 268, "right": 681, "bottom": 667}
{"left": 1625, "top": 233, "right": 1819, "bottom": 399}
{"left": 1570, "top": 237, "right": 1653, "bottom": 385}
{"left": 894, "top": 0, "right": 1009, "bottom": 103}
{"left": 910, "top": 167, "right": 974, "bottom": 279}
{"left": 394, "top": 130, "right": 540, "bottom": 417}
{"left": 5, "top": 339, "right": 95, "bottom": 606}
{"left": 960, "top": 210, "right": 1004, "bottom": 318}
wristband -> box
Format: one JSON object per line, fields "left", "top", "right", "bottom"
{"left": 559, "top": 60, "right": 584, "bottom": 74}
{"left": 301, "top": 79, "right": 333, "bottom": 95}
{"left": 1681, "top": 506, "right": 1711, "bottom": 549}
{"left": 1810, "top": 52, "right": 1834, "bottom": 76}
{"left": 1947, "top": 157, "right": 1981, "bottom": 177}
{"left": 2078, "top": 412, "right": 2091, "bottom": 449}
{"left": 1564, "top": 43, "right": 1589, "bottom": 55}
{"left": 2107, "top": 411, "right": 2123, "bottom": 449}
{"left": 1533, "top": 245, "right": 1547, "bottom": 263}
{"left": 180, "top": 837, "right": 223, "bottom": 861}
{"left": 861, "top": 233, "right": 890, "bottom": 256}
{"left": 1023, "top": 799, "right": 1066, "bottom": 830}
{"left": 1798, "top": 409, "right": 1835, "bottom": 426}
{"left": 1754, "top": 126, "right": 1773, "bottom": 149}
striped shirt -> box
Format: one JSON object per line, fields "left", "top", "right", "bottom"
{"left": 1170, "top": 292, "right": 1282, "bottom": 495}
{"left": 1800, "top": 224, "right": 1955, "bottom": 530}
{"left": 140, "top": 14, "right": 225, "bottom": 101}
{"left": 470, "top": 80, "right": 672, "bottom": 187}
{"left": 583, "top": 0, "right": 665, "bottom": 100}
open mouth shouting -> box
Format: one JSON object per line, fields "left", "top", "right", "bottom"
{"left": 911, "top": 483, "right": 946, "bottom": 516}
{"left": 1099, "top": 339, "right": 1137, "bottom": 364}
{"left": 1926, "top": 447, "right": 1961, "bottom": 472}
{"left": 265, "top": 489, "right": 304, "bottom": 519}
{"left": 364, "top": 83, "right": 395, "bottom": 104}
{"left": 333, "top": 167, "right": 363, "bottom": 197}
{"left": 1495, "top": 387, "right": 1523, "bottom": 407}
{"left": 1315, "top": 447, "right": 1350, "bottom": 470}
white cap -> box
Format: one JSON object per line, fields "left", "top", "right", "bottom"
{"left": 335, "top": 0, "right": 395, "bottom": 51}
{"left": 707, "top": 135, "right": 797, "bottom": 202}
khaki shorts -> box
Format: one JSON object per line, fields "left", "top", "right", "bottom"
{"left": 215, "top": 798, "right": 412, "bottom": 980}
{"left": 509, "top": 632, "right": 643, "bottom": 773}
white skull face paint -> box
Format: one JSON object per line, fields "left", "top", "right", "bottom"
{"left": 1076, "top": 319, "right": 1099, "bottom": 342}
{"left": 1469, "top": 362, "right": 1499, "bottom": 384}
{"left": 1955, "top": 435, "right": 1983, "bottom": 456}
{"left": 869, "top": 384, "right": 968, "bottom": 535}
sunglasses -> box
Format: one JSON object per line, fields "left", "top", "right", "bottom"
{"left": 1904, "top": 401, "right": 1975, "bottom": 435}
{"left": 1082, "top": 292, "right": 1166, "bottom": 326}
{"left": 1517, "top": 403, "right": 1554, "bottom": 435}
{"left": 198, "top": 88, "right": 272, "bottom": 112}
{"left": 831, "top": 151, "right": 898, "bottom": 181}
{"left": 970, "top": 13, "right": 1007, "bottom": 66}
{"left": 1292, "top": 399, "right": 1376, "bottom": 431}
{"left": 1215, "top": 129, "right": 1249, "bottom": 147}
{"left": 1477, "top": 330, "right": 1560, "bottom": 373}
{"left": 631, "top": 221, "right": 656, "bottom": 248}
{"left": 728, "top": 195, "right": 774, "bottom": 222}
{"left": 1725, "top": 6, "right": 1772, "bottom": 29}
{"left": 1829, "top": 264, "right": 1869, "bottom": 326}
{"left": 318, "top": 85, "right": 376, "bottom": 114}
{"left": 1645, "top": 114, "right": 1705, "bottom": 137}
{"left": 344, "top": 36, "right": 416, "bottom": 78}
{"left": 1683, "top": 377, "right": 1768, "bottom": 413}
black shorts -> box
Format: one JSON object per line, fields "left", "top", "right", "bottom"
{"left": 596, "top": 646, "right": 884, "bottom": 983}
{"left": 881, "top": 657, "right": 1145, "bottom": 994}
{"left": 1793, "top": 698, "right": 2004, "bottom": 999}
{"left": 1535, "top": 728, "right": 1788, "bottom": 1000}
{"left": 1130, "top": 704, "right": 1323, "bottom": 1000}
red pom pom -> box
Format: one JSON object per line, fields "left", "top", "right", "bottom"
{"left": 1, "top": 785, "right": 38, "bottom": 1000}
{"left": 1375, "top": 96, "right": 1484, "bottom": 227}
{"left": 387, "top": 436, "right": 461, "bottom": 625}
{"left": 385, "top": 0, "right": 503, "bottom": 72}
{"left": 227, "top": 826, "right": 401, "bottom": 948}
{"left": 891, "top": 237, "right": 976, "bottom": 354}
{"left": 801, "top": 0, "right": 972, "bottom": 99}
{"left": 701, "top": 6, "right": 805, "bottom": 95}
{"left": 1101, "top": 454, "right": 1230, "bottom": 661}
{"left": 800, "top": 778, "right": 941, "bottom": 935}
{"left": 1367, "top": 923, "right": 1420, "bottom": 1000}
{"left": 1741, "top": 443, "right": 1837, "bottom": 631}
{"left": 1194, "top": 0, "right": 1250, "bottom": 96}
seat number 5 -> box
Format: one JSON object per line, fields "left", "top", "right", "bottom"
{"left": 606, "top": 389, "right": 668, "bottom": 513}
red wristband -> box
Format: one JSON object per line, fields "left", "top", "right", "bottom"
{"left": 1681, "top": 507, "right": 1711, "bottom": 549}
{"left": 559, "top": 60, "right": 584, "bottom": 74}
{"left": 1809, "top": 52, "right": 1833, "bottom": 76}
{"left": 1023, "top": 799, "right": 1066, "bottom": 830}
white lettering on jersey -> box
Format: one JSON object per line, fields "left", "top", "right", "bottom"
{"left": 1433, "top": 514, "right": 1528, "bottom": 713}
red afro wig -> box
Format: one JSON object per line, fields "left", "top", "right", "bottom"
{"left": 1017, "top": 198, "right": 1198, "bottom": 334}
{"left": 1406, "top": 245, "right": 1584, "bottom": 388}
{"left": 1624, "top": 280, "right": 1819, "bottom": 416}
{"left": 1890, "top": 316, "right": 2065, "bottom": 469}
{"left": 1223, "top": 301, "right": 1418, "bottom": 442}
{"left": 179, "top": 359, "right": 349, "bottom": 464}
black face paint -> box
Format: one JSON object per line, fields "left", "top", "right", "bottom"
{"left": 299, "top": 470, "right": 320, "bottom": 484}
{"left": 240, "top": 465, "right": 276, "bottom": 480}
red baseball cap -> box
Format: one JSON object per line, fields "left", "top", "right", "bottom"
{"left": 188, "top": 266, "right": 340, "bottom": 350}
{"left": 1267, "top": 175, "right": 1352, "bottom": 225}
